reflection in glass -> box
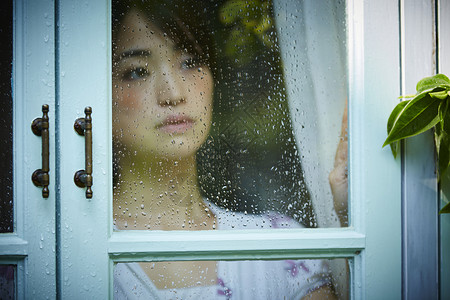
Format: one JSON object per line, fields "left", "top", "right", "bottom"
{"left": 114, "top": 259, "right": 347, "bottom": 299}
{"left": 0, "top": 0, "right": 13, "bottom": 233}
{"left": 112, "top": 0, "right": 347, "bottom": 231}
{"left": 0, "top": 265, "right": 15, "bottom": 300}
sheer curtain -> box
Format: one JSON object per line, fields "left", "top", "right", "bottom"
{"left": 274, "top": 1, "right": 348, "bottom": 298}
{"left": 274, "top": 0, "right": 347, "bottom": 229}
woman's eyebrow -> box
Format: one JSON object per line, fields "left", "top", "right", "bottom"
{"left": 116, "top": 49, "right": 151, "bottom": 62}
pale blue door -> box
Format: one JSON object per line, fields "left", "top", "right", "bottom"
{"left": 0, "top": 0, "right": 57, "bottom": 298}
{"left": 55, "top": 0, "right": 402, "bottom": 299}
{"left": 14, "top": 0, "right": 450, "bottom": 299}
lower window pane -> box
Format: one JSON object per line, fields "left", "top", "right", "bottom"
{"left": 0, "top": 265, "right": 15, "bottom": 300}
{"left": 114, "top": 258, "right": 348, "bottom": 299}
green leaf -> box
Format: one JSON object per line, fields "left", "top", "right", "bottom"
{"left": 389, "top": 140, "right": 401, "bottom": 158}
{"left": 435, "top": 117, "right": 443, "bottom": 150}
{"left": 440, "top": 201, "right": 450, "bottom": 214}
{"left": 439, "top": 99, "right": 449, "bottom": 122}
{"left": 416, "top": 74, "right": 450, "bottom": 93}
{"left": 430, "top": 90, "right": 450, "bottom": 100}
{"left": 436, "top": 100, "right": 450, "bottom": 142}
{"left": 386, "top": 101, "right": 409, "bottom": 157}
{"left": 437, "top": 130, "right": 450, "bottom": 179}
{"left": 383, "top": 93, "right": 442, "bottom": 147}
{"left": 414, "top": 86, "right": 450, "bottom": 102}
{"left": 387, "top": 101, "right": 410, "bottom": 133}
{"left": 437, "top": 100, "right": 450, "bottom": 179}
{"left": 219, "top": 0, "right": 249, "bottom": 25}
{"left": 398, "top": 94, "right": 416, "bottom": 99}
{"left": 442, "top": 100, "right": 450, "bottom": 134}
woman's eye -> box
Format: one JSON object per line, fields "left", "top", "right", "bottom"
{"left": 122, "top": 67, "right": 149, "bottom": 81}
{"left": 181, "top": 57, "right": 201, "bottom": 69}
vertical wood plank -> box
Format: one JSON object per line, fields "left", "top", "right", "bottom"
{"left": 401, "top": 1, "right": 439, "bottom": 299}
{"left": 58, "top": 0, "right": 111, "bottom": 298}
{"left": 351, "top": 0, "right": 402, "bottom": 298}
{"left": 15, "top": 0, "right": 57, "bottom": 297}
{"left": 438, "top": 1, "right": 450, "bottom": 298}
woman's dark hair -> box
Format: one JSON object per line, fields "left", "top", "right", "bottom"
{"left": 112, "top": 0, "right": 215, "bottom": 67}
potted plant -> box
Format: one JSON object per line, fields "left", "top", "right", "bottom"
{"left": 383, "top": 74, "right": 450, "bottom": 213}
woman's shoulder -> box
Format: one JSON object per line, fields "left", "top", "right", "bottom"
{"left": 203, "top": 200, "right": 304, "bottom": 230}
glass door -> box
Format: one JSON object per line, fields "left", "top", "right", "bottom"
{"left": 57, "top": 0, "right": 402, "bottom": 299}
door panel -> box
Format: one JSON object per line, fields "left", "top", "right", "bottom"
{"left": 20, "top": 0, "right": 57, "bottom": 297}
{"left": 0, "top": 0, "right": 58, "bottom": 298}
{"left": 58, "top": 0, "right": 402, "bottom": 299}
{"left": 58, "top": 0, "right": 111, "bottom": 298}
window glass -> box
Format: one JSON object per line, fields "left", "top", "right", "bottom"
{"left": 0, "top": 265, "right": 15, "bottom": 300}
{"left": 0, "top": 0, "right": 13, "bottom": 233}
{"left": 112, "top": 0, "right": 348, "bottom": 230}
{"left": 114, "top": 258, "right": 347, "bottom": 299}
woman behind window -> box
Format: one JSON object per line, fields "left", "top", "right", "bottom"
{"left": 112, "top": 0, "right": 345, "bottom": 299}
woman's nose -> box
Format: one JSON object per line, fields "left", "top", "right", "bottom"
{"left": 156, "top": 64, "right": 186, "bottom": 107}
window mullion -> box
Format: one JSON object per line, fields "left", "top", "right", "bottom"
{"left": 351, "top": 0, "right": 402, "bottom": 298}
{"left": 0, "top": 236, "right": 28, "bottom": 256}
{"left": 109, "top": 229, "right": 364, "bottom": 261}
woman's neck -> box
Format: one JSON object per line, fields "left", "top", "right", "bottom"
{"left": 113, "top": 153, "right": 215, "bottom": 230}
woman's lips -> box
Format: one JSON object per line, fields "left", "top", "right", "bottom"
{"left": 156, "top": 115, "right": 195, "bottom": 134}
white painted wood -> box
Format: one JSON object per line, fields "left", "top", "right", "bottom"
{"left": 58, "top": 0, "right": 111, "bottom": 298}
{"left": 351, "top": 0, "right": 402, "bottom": 298}
{"left": 53, "top": 0, "right": 402, "bottom": 299}
{"left": 0, "top": 236, "right": 27, "bottom": 256}
{"left": 438, "top": 0, "right": 450, "bottom": 299}
{"left": 109, "top": 229, "right": 365, "bottom": 260}
{"left": 401, "top": 1, "right": 439, "bottom": 299}
{"left": 17, "top": 259, "right": 25, "bottom": 300}
{"left": 8, "top": 0, "right": 56, "bottom": 298}
{"left": 350, "top": 253, "right": 364, "bottom": 300}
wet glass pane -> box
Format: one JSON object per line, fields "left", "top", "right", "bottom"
{"left": 0, "top": 0, "right": 13, "bottom": 233}
{"left": 114, "top": 258, "right": 348, "bottom": 299}
{"left": 112, "top": 0, "right": 348, "bottom": 230}
{"left": 0, "top": 265, "right": 15, "bottom": 300}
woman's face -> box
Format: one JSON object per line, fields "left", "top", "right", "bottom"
{"left": 113, "top": 9, "right": 213, "bottom": 160}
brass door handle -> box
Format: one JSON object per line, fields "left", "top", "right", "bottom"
{"left": 31, "top": 104, "right": 50, "bottom": 198}
{"left": 74, "top": 107, "right": 93, "bottom": 198}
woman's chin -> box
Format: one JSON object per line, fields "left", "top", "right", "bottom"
{"left": 116, "top": 130, "right": 208, "bottom": 162}
{"left": 152, "top": 139, "right": 203, "bottom": 160}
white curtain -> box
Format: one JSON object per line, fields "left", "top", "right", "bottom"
{"left": 274, "top": 0, "right": 347, "bottom": 228}
{"left": 274, "top": 1, "right": 348, "bottom": 298}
